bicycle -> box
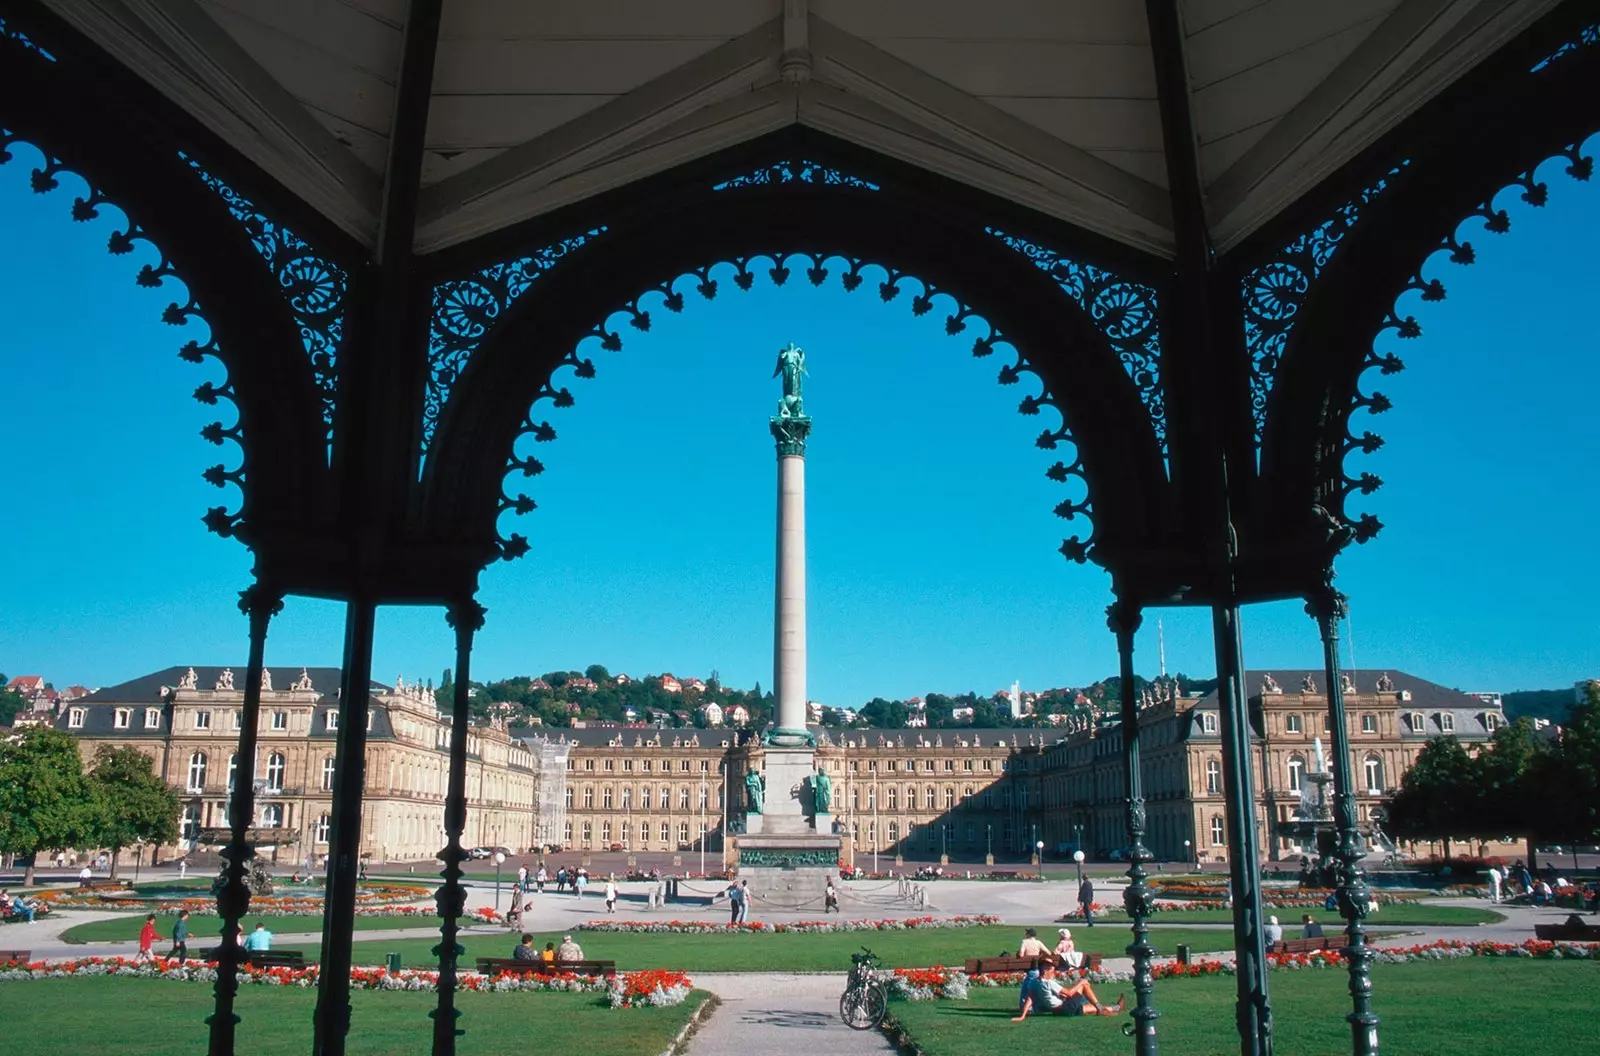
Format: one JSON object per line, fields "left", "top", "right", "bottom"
{"left": 839, "top": 947, "right": 888, "bottom": 1030}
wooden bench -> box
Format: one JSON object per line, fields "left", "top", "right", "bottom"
{"left": 1270, "top": 937, "right": 1343, "bottom": 955}
{"left": 1534, "top": 915, "right": 1600, "bottom": 942}
{"left": 964, "top": 953, "right": 1104, "bottom": 977}
{"left": 0, "top": 949, "right": 32, "bottom": 965}
{"left": 80, "top": 878, "right": 125, "bottom": 891}
{"left": 475, "top": 957, "right": 616, "bottom": 979}
{"left": 245, "top": 950, "right": 306, "bottom": 968}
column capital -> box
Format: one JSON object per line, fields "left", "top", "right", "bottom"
{"left": 770, "top": 414, "right": 811, "bottom": 456}
{"left": 1106, "top": 598, "right": 1143, "bottom": 638}
{"left": 236, "top": 583, "right": 284, "bottom": 621}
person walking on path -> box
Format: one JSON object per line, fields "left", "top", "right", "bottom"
{"left": 737, "top": 880, "right": 751, "bottom": 923}
{"left": 605, "top": 876, "right": 618, "bottom": 913}
{"left": 556, "top": 866, "right": 567, "bottom": 893}
{"left": 178, "top": 859, "right": 188, "bottom": 880}
{"left": 1078, "top": 877, "right": 1096, "bottom": 926}
{"left": 575, "top": 870, "right": 589, "bottom": 898}
{"left": 137, "top": 914, "right": 158, "bottom": 963}
{"left": 170, "top": 910, "right": 190, "bottom": 961}
{"left": 517, "top": 864, "right": 529, "bottom": 890}
{"left": 536, "top": 865, "right": 548, "bottom": 894}
{"left": 824, "top": 878, "right": 839, "bottom": 914}
{"left": 1488, "top": 865, "right": 1503, "bottom": 903}
{"left": 725, "top": 880, "right": 745, "bottom": 924}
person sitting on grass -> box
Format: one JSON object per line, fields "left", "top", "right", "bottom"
{"left": 512, "top": 933, "right": 538, "bottom": 961}
{"left": 1012, "top": 964, "right": 1125, "bottom": 1021}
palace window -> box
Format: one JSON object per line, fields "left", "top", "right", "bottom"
{"left": 145, "top": 708, "right": 162, "bottom": 729}
{"left": 866, "top": 786, "right": 876, "bottom": 809}
{"left": 944, "top": 760, "right": 954, "bottom": 771}
{"left": 640, "top": 787, "right": 651, "bottom": 809}
{"left": 887, "top": 760, "right": 898, "bottom": 772}
{"left": 639, "top": 821, "right": 649, "bottom": 844}
{"left": 68, "top": 708, "right": 85, "bottom": 729}
{"left": 924, "top": 760, "right": 935, "bottom": 772}
{"left": 227, "top": 753, "right": 238, "bottom": 792}
{"left": 319, "top": 757, "right": 335, "bottom": 791}
{"left": 564, "top": 821, "right": 574, "bottom": 844}
{"left": 1287, "top": 756, "right": 1305, "bottom": 793}
{"left": 315, "top": 814, "right": 330, "bottom": 844}
{"left": 623, "top": 759, "right": 633, "bottom": 772}
{"left": 982, "top": 789, "right": 993, "bottom": 810}
{"left": 565, "top": 787, "right": 574, "bottom": 810}
{"left": 265, "top": 753, "right": 285, "bottom": 792}
{"left": 1409, "top": 712, "right": 1425, "bottom": 731}
{"left": 194, "top": 710, "right": 211, "bottom": 730}
{"left": 642, "top": 759, "right": 653, "bottom": 772}
{"left": 888, "top": 821, "right": 899, "bottom": 843}
{"left": 113, "top": 708, "right": 131, "bottom": 729}
{"left": 1206, "top": 759, "right": 1221, "bottom": 795}
{"left": 583, "top": 787, "right": 594, "bottom": 809}
{"left": 887, "top": 786, "right": 898, "bottom": 810}
{"left": 1361, "top": 714, "right": 1377, "bottom": 734}
{"left": 181, "top": 805, "right": 200, "bottom": 842}
{"left": 232, "top": 710, "right": 243, "bottom": 730}
{"left": 963, "top": 759, "right": 973, "bottom": 772}
{"left": 680, "top": 760, "right": 691, "bottom": 772}
{"left": 1210, "top": 815, "right": 1226, "bottom": 846}
{"left": 700, "top": 785, "right": 710, "bottom": 810}
{"left": 187, "top": 752, "right": 208, "bottom": 792}
{"left": 661, "top": 823, "right": 671, "bottom": 844}
{"left": 679, "top": 822, "right": 691, "bottom": 845}
{"left": 661, "top": 785, "right": 672, "bottom": 809}
{"left": 924, "top": 785, "right": 936, "bottom": 809}
{"left": 325, "top": 711, "right": 338, "bottom": 731}
{"left": 260, "top": 804, "right": 284, "bottom": 827}
{"left": 601, "top": 821, "right": 612, "bottom": 843}
{"left": 679, "top": 787, "right": 691, "bottom": 810}
{"left": 944, "top": 787, "right": 956, "bottom": 809}
{"left": 271, "top": 711, "right": 287, "bottom": 731}
{"left": 1364, "top": 757, "right": 1384, "bottom": 793}
{"left": 850, "top": 760, "right": 859, "bottom": 772}
{"left": 1439, "top": 713, "right": 1455, "bottom": 732}
{"left": 621, "top": 786, "right": 632, "bottom": 810}
{"left": 602, "top": 787, "right": 614, "bottom": 809}
{"left": 1202, "top": 713, "right": 1218, "bottom": 734}
{"left": 584, "top": 758, "right": 595, "bottom": 771}
{"left": 1285, "top": 714, "right": 1303, "bottom": 733}
{"left": 603, "top": 759, "right": 614, "bottom": 771}
{"left": 582, "top": 822, "right": 592, "bottom": 845}
{"left": 1484, "top": 713, "right": 1500, "bottom": 732}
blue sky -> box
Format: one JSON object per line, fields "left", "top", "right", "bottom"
{"left": 1, "top": 138, "right": 1596, "bottom": 704}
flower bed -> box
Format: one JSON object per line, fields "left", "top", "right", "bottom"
{"left": 576, "top": 914, "right": 1000, "bottom": 935}
{"left": 0, "top": 955, "right": 692, "bottom": 1007}
{"left": 36, "top": 883, "right": 436, "bottom": 916}
{"left": 1151, "top": 939, "right": 1600, "bottom": 980}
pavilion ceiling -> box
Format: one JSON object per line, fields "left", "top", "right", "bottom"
{"left": 41, "top": 0, "right": 1563, "bottom": 256}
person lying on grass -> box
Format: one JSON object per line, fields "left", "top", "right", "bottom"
{"left": 1012, "top": 964, "right": 1125, "bottom": 1021}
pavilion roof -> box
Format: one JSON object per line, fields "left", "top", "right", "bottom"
{"left": 37, "top": 0, "right": 1561, "bottom": 256}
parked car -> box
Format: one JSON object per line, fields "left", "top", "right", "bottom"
{"left": 467, "top": 847, "right": 493, "bottom": 860}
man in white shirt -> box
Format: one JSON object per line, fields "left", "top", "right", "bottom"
{"left": 1012, "top": 965, "right": 1125, "bottom": 1021}
{"left": 1264, "top": 916, "right": 1284, "bottom": 946}
{"left": 1487, "top": 866, "right": 1503, "bottom": 903}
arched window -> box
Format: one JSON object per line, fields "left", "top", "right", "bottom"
{"left": 1210, "top": 815, "right": 1226, "bottom": 846}
{"left": 678, "top": 822, "right": 690, "bottom": 845}
{"left": 186, "top": 752, "right": 208, "bottom": 792}
{"left": 1439, "top": 713, "right": 1455, "bottom": 732}
{"left": 944, "top": 787, "right": 956, "bottom": 809}
{"left": 925, "top": 785, "right": 936, "bottom": 809}
{"left": 265, "top": 753, "right": 285, "bottom": 792}
{"left": 1287, "top": 756, "right": 1305, "bottom": 793}
{"left": 602, "top": 786, "right": 613, "bottom": 809}
{"left": 888, "top": 821, "right": 899, "bottom": 843}
{"left": 314, "top": 814, "right": 331, "bottom": 844}
{"left": 601, "top": 821, "right": 612, "bottom": 843}
{"left": 887, "top": 786, "right": 898, "bottom": 810}
{"left": 321, "top": 757, "right": 336, "bottom": 791}
{"left": 640, "top": 786, "right": 651, "bottom": 809}
{"left": 227, "top": 753, "right": 238, "bottom": 792}
{"left": 661, "top": 785, "right": 672, "bottom": 809}
{"left": 679, "top": 786, "right": 691, "bottom": 810}
{"left": 565, "top": 787, "right": 574, "bottom": 810}
{"left": 1363, "top": 757, "right": 1384, "bottom": 793}
{"left": 564, "top": 820, "right": 573, "bottom": 844}
{"left": 660, "top": 822, "right": 670, "bottom": 844}
{"left": 260, "top": 804, "right": 284, "bottom": 827}
{"left": 621, "top": 786, "right": 632, "bottom": 810}
{"left": 1206, "top": 759, "right": 1221, "bottom": 795}
{"left": 1409, "top": 712, "right": 1425, "bottom": 731}
{"left": 1202, "top": 713, "right": 1218, "bottom": 734}
{"left": 581, "top": 821, "right": 592, "bottom": 845}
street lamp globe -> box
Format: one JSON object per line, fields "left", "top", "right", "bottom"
{"left": 493, "top": 852, "right": 506, "bottom": 865}
{"left": 1072, "top": 850, "right": 1085, "bottom": 864}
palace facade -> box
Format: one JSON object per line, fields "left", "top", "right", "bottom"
{"left": 54, "top": 665, "right": 1509, "bottom": 869}
{"left": 56, "top": 665, "right": 541, "bottom": 864}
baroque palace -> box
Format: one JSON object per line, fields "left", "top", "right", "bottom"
{"left": 58, "top": 666, "right": 1506, "bottom": 867}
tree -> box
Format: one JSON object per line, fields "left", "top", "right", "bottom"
{"left": 584, "top": 664, "right": 611, "bottom": 683}
{"left": 0, "top": 725, "right": 101, "bottom": 885}
{"left": 86, "top": 745, "right": 180, "bottom": 878}
{"left": 1530, "top": 682, "right": 1600, "bottom": 855}
{"left": 0, "top": 684, "right": 25, "bottom": 727}
{"left": 1384, "top": 736, "right": 1476, "bottom": 856}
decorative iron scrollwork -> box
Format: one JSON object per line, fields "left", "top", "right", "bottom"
{"left": 182, "top": 155, "right": 347, "bottom": 446}
{"left": 1243, "top": 165, "right": 1405, "bottom": 442}
{"left": 1342, "top": 134, "right": 1597, "bottom": 544}
{"left": 494, "top": 253, "right": 1094, "bottom": 564}
{"left": 985, "top": 227, "right": 1165, "bottom": 451}
{"left": 713, "top": 160, "right": 880, "bottom": 191}
{"left": 424, "top": 228, "right": 607, "bottom": 452}
{"left": 0, "top": 14, "right": 56, "bottom": 62}
{"left": 1529, "top": 22, "right": 1599, "bottom": 73}
{"left": 0, "top": 131, "right": 244, "bottom": 538}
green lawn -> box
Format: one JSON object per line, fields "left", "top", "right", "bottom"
{"left": 271, "top": 924, "right": 1240, "bottom": 972}
{"left": 61, "top": 913, "right": 443, "bottom": 943}
{"left": 0, "top": 977, "right": 708, "bottom": 1056}
{"left": 1116, "top": 904, "right": 1501, "bottom": 927}
{"left": 890, "top": 960, "right": 1599, "bottom": 1056}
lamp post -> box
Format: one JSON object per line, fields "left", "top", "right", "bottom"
{"left": 1073, "top": 848, "right": 1086, "bottom": 887}
{"left": 1184, "top": 839, "right": 1193, "bottom": 870}
{"left": 1035, "top": 840, "right": 1044, "bottom": 868}
{"left": 493, "top": 851, "right": 506, "bottom": 913}
{"left": 699, "top": 773, "right": 707, "bottom": 879}
{"left": 986, "top": 824, "right": 992, "bottom": 865}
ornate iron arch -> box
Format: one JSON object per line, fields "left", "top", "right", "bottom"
{"left": 1249, "top": 29, "right": 1600, "bottom": 564}
{"left": 0, "top": 29, "right": 347, "bottom": 562}
{"left": 419, "top": 181, "right": 1173, "bottom": 587}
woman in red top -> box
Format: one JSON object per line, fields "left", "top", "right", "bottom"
{"left": 137, "top": 913, "right": 158, "bottom": 963}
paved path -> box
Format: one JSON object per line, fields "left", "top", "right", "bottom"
{"left": 683, "top": 973, "right": 893, "bottom": 1056}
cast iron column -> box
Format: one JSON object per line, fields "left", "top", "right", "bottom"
{"left": 207, "top": 584, "right": 282, "bottom": 1056}
{"left": 1110, "top": 598, "right": 1159, "bottom": 1054}
{"left": 312, "top": 597, "right": 377, "bottom": 1056}
{"left": 1306, "top": 584, "right": 1380, "bottom": 1056}
{"left": 431, "top": 599, "right": 485, "bottom": 1055}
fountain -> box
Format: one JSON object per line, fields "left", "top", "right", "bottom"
{"left": 1279, "top": 738, "right": 1342, "bottom": 887}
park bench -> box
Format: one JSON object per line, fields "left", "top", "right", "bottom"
{"left": 0, "top": 949, "right": 32, "bottom": 965}
{"left": 245, "top": 950, "right": 306, "bottom": 968}
{"left": 964, "top": 953, "right": 1104, "bottom": 977}
{"left": 1533, "top": 915, "right": 1600, "bottom": 942}
{"left": 80, "top": 878, "right": 125, "bottom": 891}
{"left": 474, "top": 957, "right": 616, "bottom": 979}
{"left": 989, "top": 871, "right": 1020, "bottom": 879}
{"left": 1269, "top": 937, "right": 1343, "bottom": 955}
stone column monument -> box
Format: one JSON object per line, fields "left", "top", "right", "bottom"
{"left": 736, "top": 343, "right": 842, "bottom": 908}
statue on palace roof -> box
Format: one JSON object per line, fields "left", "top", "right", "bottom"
{"left": 1301, "top": 674, "right": 1317, "bottom": 693}
{"left": 215, "top": 668, "right": 234, "bottom": 691}
{"left": 179, "top": 667, "right": 198, "bottom": 690}
{"left": 1261, "top": 673, "right": 1281, "bottom": 694}
{"left": 1376, "top": 672, "right": 1395, "bottom": 692}
{"left": 260, "top": 668, "right": 272, "bottom": 692}
{"left": 293, "top": 668, "right": 314, "bottom": 691}
{"left": 1341, "top": 672, "right": 1357, "bottom": 695}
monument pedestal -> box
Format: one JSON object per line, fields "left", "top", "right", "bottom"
{"left": 738, "top": 746, "right": 840, "bottom": 911}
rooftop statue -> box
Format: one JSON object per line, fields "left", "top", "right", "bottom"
{"left": 178, "top": 667, "right": 198, "bottom": 690}
{"left": 260, "top": 668, "right": 273, "bottom": 692}
{"left": 215, "top": 668, "right": 235, "bottom": 691}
